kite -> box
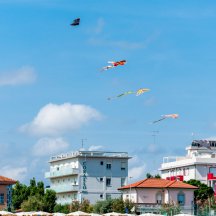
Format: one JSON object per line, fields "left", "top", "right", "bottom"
{"left": 108, "top": 88, "right": 150, "bottom": 100}
{"left": 101, "top": 60, "right": 126, "bottom": 71}
{"left": 70, "top": 18, "right": 80, "bottom": 26}
{"left": 152, "top": 114, "right": 179, "bottom": 124}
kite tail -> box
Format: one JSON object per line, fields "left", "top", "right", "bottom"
{"left": 152, "top": 117, "right": 166, "bottom": 124}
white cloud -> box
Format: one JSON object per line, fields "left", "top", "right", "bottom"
{"left": 128, "top": 154, "right": 147, "bottom": 181}
{"left": 33, "top": 137, "right": 69, "bottom": 156}
{"left": 129, "top": 164, "right": 146, "bottom": 181}
{"left": 88, "top": 145, "right": 104, "bottom": 151}
{"left": 0, "top": 66, "right": 36, "bottom": 86}
{"left": 20, "top": 103, "right": 102, "bottom": 136}
{"left": 0, "top": 166, "right": 27, "bottom": 181}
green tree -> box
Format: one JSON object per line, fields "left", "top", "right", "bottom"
{"left": 160, "top": 202, "right": 181, "bottom": 216}
{"left": 29, "top": 178, "right": 37, "bottom": 196}
{"left": 93, "top": 199, "right": 113, "bottom": 214}
{"left": 21, "top": 195, "right": 44, "bottom": 211}
{"left": 12, "top": 181, "right": 30, "bottom": 210}
{"left": 146, "top": 173, "right": 153, "bottom": 178}
{"left": 146, "top": 173, "right": 161, "bottom": 179}
{"left": 111, "top": 198, "right": 124, "bottom": 213}
{"left": 154, "top": 174, "right": 161, "bottom": 179}
{"left": 43, "top": 189, "right": 57, "bottom": 213}
{"left": 124, "top": 199, "right": 135, "bottom": 213}
{"left": 69, "top": 200, "right": 80, "bottom": 212}
{"left": 54, "top": 204, "right": 70, "bottom": 214}
{"left": 37, "top": 181, "right": 45, "bottom": 197}
{"left": 12, "top": 178, "right": 57, "bottom": 212}
{"left": 185, "top": 179, "right": 213, "bottom": 204}
{"left": 80, "top": 199, "right": 93, "bottom": 213}
{"left": 93, "top": 198, "right": 134, "bottom": 214}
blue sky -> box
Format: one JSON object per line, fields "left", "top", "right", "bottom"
{"left": 1, "top": 0, "right": 216, "bottom": 184}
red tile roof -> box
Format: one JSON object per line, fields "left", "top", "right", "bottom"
{"left": 119, "top": 178, "right": 198, "bottom": 190}
{"left": 0, "top": 176, "right": 16, "bottom": 185}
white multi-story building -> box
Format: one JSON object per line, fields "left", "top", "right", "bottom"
{"left": 159, "top": 140, "right": 216, "bottom": 193}
{"left": 45, "top": 150, "right": 131, "bottom": 204}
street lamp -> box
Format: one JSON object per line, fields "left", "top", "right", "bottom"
{"left": 129, "top": 176, "right": 133, "bottom": 201}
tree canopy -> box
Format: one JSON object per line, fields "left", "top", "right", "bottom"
{"left": 12, "top": 178, "right": 56, "bottom": 212}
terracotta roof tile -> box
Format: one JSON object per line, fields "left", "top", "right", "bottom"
{"left": 0, "top": 175, "right": 16, "bottom": 184}
{"left": 119, "top": 178, "right": 198, "bottom": 190}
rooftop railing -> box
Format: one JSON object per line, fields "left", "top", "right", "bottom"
{"left": 50, "top": 150, "right": 129, "bottom": 161}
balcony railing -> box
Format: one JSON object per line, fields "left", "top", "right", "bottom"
{"left": 51, "top": 184, "right": 79, "bottom": 193}
{"left": 45, "top": 168, "right": 79, "bottom": 178}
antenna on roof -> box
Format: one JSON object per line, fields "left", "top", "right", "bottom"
{"left": 81, "top": 138, "right": 87, "bottom": 150}
{"left": 152, "top": 131, "right": 159, "bottom": 145}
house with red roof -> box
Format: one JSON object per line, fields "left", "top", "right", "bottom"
{"left": 118, "top": 178, "right": 198, "bottom": 215}
{"left": 0, "top": 176, "right": 16, "bottom": 210}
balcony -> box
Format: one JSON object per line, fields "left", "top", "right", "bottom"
{"left": 45, "top": 168, "right": 79, "bottom": 178}
{"left": 51, "top": 184, "right": 79, "bottom": 193}
{"left": 207, "top": 173, "right": 216, "bottom": 180}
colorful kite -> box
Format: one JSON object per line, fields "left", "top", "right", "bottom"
{"left": 101, "top": 60, "right": 126, "bottom": 71}
{"left": 108, "top": 88, "right": 150, "bottom": 100}
{"left": 152, "top": 114, "right": 179, "bottom": 124}
{"left": 70, "top": 18, "right": 80, "bottom": 26}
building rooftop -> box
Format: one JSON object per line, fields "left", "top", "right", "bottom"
{"left": 118, "top": 178, "right": 198, "bottom": 190}
{"left": 0, "top": 176, "right": 16, "bottom": 185}
{"left": 160, "top": 140, "right": 216, "bottom": 169}
{"left": 49, "top": 150, "right": 131, "bottom": 162}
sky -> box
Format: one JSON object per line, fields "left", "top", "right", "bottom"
{"left": 1, "top": 0, "right": 216, "bottom": 185}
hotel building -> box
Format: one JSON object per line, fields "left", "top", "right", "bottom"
{"left": 160, "top": 140, "right": 216, "bottom": 193}
{"left": 45, "top": 150, "right": 131, "bottom": 204}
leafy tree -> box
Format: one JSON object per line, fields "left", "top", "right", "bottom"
{"left": 54, "top": 204, "right": 70, "bottom": 214}
{"left": 12, "top": 181, "right": 30, "bottom": 210}
{"left": 93, "top": 198, "right": 134, "bottom": 214}
{"left": 43, "top": 189, "right": 56, "bottom": 213}
{"left": 21, "top": 195, "right": 44, "bottom": 211}
{"left": 185, "top": 179, "right": 214, "bottom": 204}
{"left": 146, "top": 173, "right": 161, "bottom": 179}
{"left": 160, "top": 202, "right": 181, "bottom": 216}
{"left": 124, "top": 199, "right": 135, "bottom": 213}
{"left": 93, "top": 199, "right": 113, "bottom": 214}
{"left": 37, "top": 181, "right": 45, "bottom": 197}
{"left": 29, "top": 178, "right": 37, "bottom": 196}
{"left": 111, "top": 198, "right": 124, "bottom": 213}
{"left": 154, "top": 174, "right": 161, "bottom": 179}
{"left": 79, "top": 199, "right": 93, "bottom": 213}
{"left": 69, "top": 200, "right": 80, "bottom": 212}
{"left": 12, "top": 178, "right": 57, "bottom": 212}
{"left": 146, "top": 173, "right": 153, "bottom": 178}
